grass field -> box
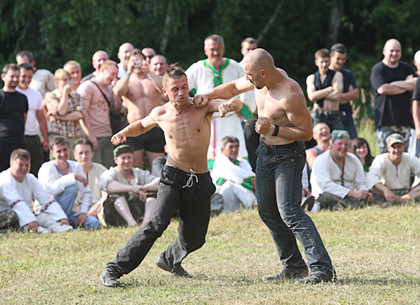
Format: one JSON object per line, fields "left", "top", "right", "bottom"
{"left": 1, "top": 205, "right": 419, "bottom": 305}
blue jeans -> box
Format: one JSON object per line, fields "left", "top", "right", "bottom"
{"left": 341, "top": 110, "right": 358, "bottom": 139}
{"left": 256, "top": 141, "right": 333, "bottom": 275}
{"left": 55, "top": 184, "right": 100, "bottom": 230}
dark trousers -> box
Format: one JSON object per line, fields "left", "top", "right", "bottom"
{"left": 106, "top": 165, "right": 215, "bottom": 276}
{"left": 243, "top": 119, "right": 259, "bottom": 172}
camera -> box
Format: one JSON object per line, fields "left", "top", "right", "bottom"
{"left": 134, "top": 60, "right": 142, "bottom": 67}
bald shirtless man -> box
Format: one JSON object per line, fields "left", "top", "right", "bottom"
{"left": 114, "top": 49, "right": 167, "bottom": 169}
{"left": 194, "top": 48, "right": 335, "bottom": 284}
{"left": 99, "top": 64, "right": 242, "bottom": 287}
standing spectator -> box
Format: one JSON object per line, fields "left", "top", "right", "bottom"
{"left": 240, "top": 37, "right": 258, "bottom": 58}
{"left": 98, "top": 144, "right": 159, "bottom": 227}
{"left": 329, "top": 43, "right": 360, "bottom": 139}
{"left": 186, "top": 34, "right": 250, "bottom": 167}
{"left": 410, "top": 50, "right": 420, "bottom": 156}
{"left": 149, "top": 55, "right": 169, "bottom": 77}
{"left": 311, "top": 130, "right": 372, "bottom": 210}
{"left": 306, "top": 48, "right": 344, "bottom": 132}
{"left": 43, "top": 69, "right": 84, "bottom": 160}
{"left": 142, "top": 47, "right": 156, "bottom": 65}
{"left": 77, "top": 60, "right": 121, "bottom": 168}
{"left": 351, "top": 138, "right": 374, "bottom": 173}
{"left": 38, "top": 137, "right": 99, "bottom": 229}
{"left": 0, "top": 149, "right": 73, "bottom": 233}
{"left": 0, "top": 64, "right": 28, "bottom": 172}
{"left": 63, "top": 60, "right": 82, "bottom": 91}
{"left": 81, "top": 50, "right": 109, "bottom": 83}
{"left": 117, "top": 42, "right": 134, "bottom": 79}
{"left": 17, "top": 63, "right": 49, "bottom": 176}
{"left": 211, "top": 136, "right": 256, "bottom": 212}
{"left": 366, "top": 133, "right": 420, "bottom": 206}
{"left": 370, "top": 39, "right": 417, "bottom": 153}
{"left": 16, "top": 50, "right": 55, "bottom": 97}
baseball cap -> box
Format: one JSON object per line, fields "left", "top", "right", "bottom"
{"left": 385, "top": 133, "right": 404, "bottom": 147}
{"left": 113, "top": 144, "right": 134, "bottom": 157}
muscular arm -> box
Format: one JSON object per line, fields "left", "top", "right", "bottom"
{"left": 325, "top": 72, "right": 343, "bottom": 100}
{"left": 113, "top": 73, "right": 132, "bottom": 98}
{"left": 386, "top": 77, "right": 417, "bottom": 92}
{"left": 306, "top": 74, "right": 334, "bottom": 102}
{"left": 205, "top": 77, "right": 254, "bottom": 100}
{"left": 207, "top": 98, "right": 243, "bottom": 117}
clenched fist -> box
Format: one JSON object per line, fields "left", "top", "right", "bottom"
{"left": 111, "top": 133, "right": 127, "bottom": 146}
{"left": 255, "top": 117, "right": 273, "bottom": 135}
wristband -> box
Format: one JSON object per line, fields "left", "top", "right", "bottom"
{"left": 272, "top": 124, "right": 279, "bottom": 137}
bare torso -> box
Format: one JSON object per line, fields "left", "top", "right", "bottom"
{"left": 319, "top": 74, "right": 339, "bottom": 111}
{"left": 153, "top": 100, "right": 213, "bottom": 173}
{"left": 256, "top": 69, "right": 311, "bottom": 145}
{"left": 124, "top": 74, "right": 163, "bottom": 123}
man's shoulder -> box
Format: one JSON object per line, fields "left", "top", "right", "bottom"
{"left": 371, "top": 61, "right": 385, "bottom": 72}
{"left": 92, "top": 162, "right": 108, "bottom": 172}
{"left": 186, "top": 60, "right": 206, "bottom": 73}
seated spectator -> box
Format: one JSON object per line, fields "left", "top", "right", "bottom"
{"left": 63, "top": 60, "right": 82, "bottom": 91}
{"left": 98, "top": 144, "right": 159, "bottom": 227}
{"left": 0, "top": 149, "right": 73, "bottom": 233}
{"left": 366, "top": 133, "right": 420, "bottom": 207}
{"left": 43, "top": 69, "right": 84, "bottom": 159}
{"left": 351, "top": 138, "right": 374, "bottom": 173}
{"left": 211, "top": 136, "right": 256, "bottom": 212}
{"left": 38, "top": 137, "right": 99, "bottom": 229}
{"left": 311, "top": 130, "right": 372, "bottom": 210}
{"left": 306, "top": 122, "right": 331, "bottom": 169}
{"left": 72, "top": 138, "right": 108, "bottom": 219}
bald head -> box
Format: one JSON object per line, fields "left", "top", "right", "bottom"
{"left": 92, "top": 50, "right": 109, "bottom": 71}
{"left": 243, "top": 48, "right": 275, "bottom": 72}
{"left": 383, "top": 39, "right": 401, "bottom": 67}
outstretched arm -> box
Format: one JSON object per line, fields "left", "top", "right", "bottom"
{"left": 207, "top": 98, "right": 243, "bottom": 117}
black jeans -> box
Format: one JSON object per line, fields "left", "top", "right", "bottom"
{"left": 106, "top": 165, "right": 215, "bottom": 276}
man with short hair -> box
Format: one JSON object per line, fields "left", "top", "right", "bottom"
{"left": 149, "top": 55, "right": 169, "bottom": 77}
{"left": 17, "top": 63, "right": 49, "bottom": 176}
{"left": 241, "top": 37, "right": 258, "bottom": 58}
{"left": 114, "top": 49, "right": 166, "bottom": 169}
{"left": 72, "top": 138, "right": 107, "bottom": 220}
{"left": 117, "top": 42, "right": 134, "bottom": 79}
{"left": 99, "top": 64, "right": 242, "bottom": 287}
{"left": 80, "top": 50, "right": 109, "bottom": 83}
{"left": 306, "top": 122, "right": 331, "bottom": 169}
{"left": 77, "top": 60, "right": 121, "bottom": 168}
{"left": 16, "top": 50, "right": 55, "bottom": 97}
{"left": 306, "top": 48, "right": 344, "bottom": 132}
{"left": 370, "top": 39, "right": 417, "bottom": 153}
{"left": 194, "top": 48, "right": 335, "bottom": 284}
{"left": 366, "top": 133, "right": 420, "bottom": 206}
{"left": 98, "top": 144, "right": 159, "bottom": 227}
{"left": 329, "top": 43, "right": 360, "bottom": 139}
{"left": 311, "top": 130, "right": 372, "bottom": 210}
{"left": 38, "top": 137, "right": 100, "bottom": 229}
{"left": 63, "top": 60, "right": 82, "bottom": 91}
{"left": 211, "top": 136, "right": 256, "bottom": 212}
{"left": 0, "top": 64, "right": 28, "bottom": 172}
{"left": 0, "top": 149, "right": 73, "bottom": 233}
{"left": 186, "top": 34, "right": 251, "bottom": 167}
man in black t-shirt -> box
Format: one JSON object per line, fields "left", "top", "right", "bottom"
{"left": 370, "top": 39, "right": 417, "bottom": 153}
{"left": 0, "top": 64, "right": 28, "bottom": 172}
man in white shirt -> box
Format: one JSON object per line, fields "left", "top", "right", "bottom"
{"left": 0, "top": 149, "right": 72, "bottom": 233}
{"left": 366, "top": 133, "right": 420, "bottom": 206}
{"left": 311, "top": 130, "right": 372, "bottom": 210}
{"left": 38, "top": 137, "right": 99, "bottom": 229}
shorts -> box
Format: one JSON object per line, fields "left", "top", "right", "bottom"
{"left": 126, "top": 127, "right": 165, "bottom": 153}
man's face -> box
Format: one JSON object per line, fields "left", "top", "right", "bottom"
{"left": 100, "top": 66, "right": 118, "bottom": 86}
{"left": 383, "top": 42, "right": 401, "bottom": 65}
{"left": 315, "top": 56, "right": 330, "bottom": 74}
{"left": 51, "top": 143, "right": 70, "bottom": 163}
{"left": 331, "top": 139, "right": 349, "bottom": 158}
{"left": 10, "top": 158, "right": 30, "bottom": 182}
{"left": 330, "top": 52, "right": 346, "bottom": 70}
{"left": 93, "top": 51, "right": 109, "bottom": 71}
{"left": 150, "top": 56, "right": 168, "bottom": 76}
{"left": 115, "top": 152, "right": 134, "bottom": 171}
{"left": 18, "top": 68, "right": 33, "bottom": 90}
{"left": 222, "top": 141, "right": 239, "bottom": 162}
{"left": 163, "top": 76, "right": 189, "bottom": 105}
{"left": 241, "top": 42, "right": 257, "bottom": 57}
{"left": 204, "top": 39, "right": 225, "bottom": 63}
{"left": 243, "top": 62, "right": 264, "bottom": 90}
{"left": 65, "top": 65, "right": 82, "bottom": 86}
{"left": 313, "top": 123, "right": 330, "bottom": 141}
{"left": 1, "top": 69, "right": 20, "bottom": 89}
{"left": 118, "top": 44, "right": 134, "bottom": 67}
{"left": 387, "top": 143, "right": 404, "bottom": 163}
{"left": 142, "top": 49, "right": 156, "bottom": 64}
{"left": 73, "top": 144, "right": 93, "bottom": 167}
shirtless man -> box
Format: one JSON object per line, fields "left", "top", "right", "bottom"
{"left": 306, "top": 48, "right": 344, "bottom": 132}
{"left": 99, "top": 64, "right": 242, "bottom": 287}
{"left": 194, "top": 48, "right": 335, "bottom": 284}
{"left": 114, "top": 49, "right": 167, "bottom": 169}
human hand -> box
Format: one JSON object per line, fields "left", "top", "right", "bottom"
{"left": 111, "top": 132, "right": 127, "bottom": 146}
{"left": 255, "top": 117, "right": 272, "bottom": 135}
{"left": 42, "top": 141, "right": 50, "bottom": 152}
{"left": 60, "top": 218, "right": 70, "bottom": 226}
{"left": 88, "top": 136, "right": 98, "bottom": 150}
{"left": 193, "top": 95, "right": 209, "bottom": 107}
{"left": 75, "top": 213, "right": 88, "bottom": 227}
{"left": 73, "top": 173, "right": 88, "bottom": 187}
{"left": 27, "top": 221, "right": 40, "bottom": 233}
{"left": 63, "top": 84, "right": 71, "bottom": 97}
{"left": 383, "top": 189, "right": 398, "bottom": 202}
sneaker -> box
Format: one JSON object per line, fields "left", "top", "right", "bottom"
{"left": 295, "top": 271, "right": 336, "bottom": 284}
{"left": 156, "top": 255, "right": 194, "bottom": 278}
{"left": 99, "top": 269, "right": 121, "bottom": 287}
{"left": 266, "top": 267, "right": 308, "bottom": 281}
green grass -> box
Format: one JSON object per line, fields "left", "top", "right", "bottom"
{"left": 1, "top": 205, "right": 419, "bottom": 305}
